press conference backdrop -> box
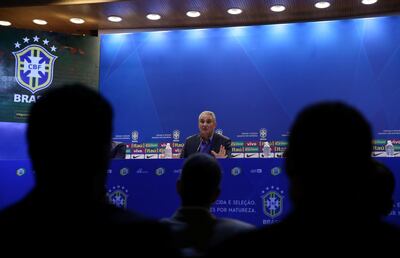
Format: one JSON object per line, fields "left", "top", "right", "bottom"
{"left": 100, "top": 15, "right": 400, "bottom": 159}
{"left": 1, "top": 158, "right": 400, "bottom": 226}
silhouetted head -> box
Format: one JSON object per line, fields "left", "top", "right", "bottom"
{"left": 285, "top": 102, "right": 373, "bottom": 215}
{"left": 27, "top": 84, "right": 113, "bottom": 194}
{"left": 177, "top": 153, "right": 221, "bottom": 207}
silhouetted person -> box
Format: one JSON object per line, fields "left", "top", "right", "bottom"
{"left": 110, "top": 141, "right": 127, "bottom": 159}
{"left": 0, "top": 85, "right": 178, "bottom": 256}
{"left": 208, "top": 102, "right": 400, "bottom": 257}
{"left": 162, "top": 153, "right": 254, "bottom": 256}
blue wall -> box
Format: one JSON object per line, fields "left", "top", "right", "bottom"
{"left": 100, "top": 16, "right": 400, "bottom": 145}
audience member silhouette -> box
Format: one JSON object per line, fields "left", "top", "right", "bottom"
{"left": 0, "top": 84, "right": 178, "bottom": 256}
{"left": 162, "top": 153, "right": 254, "bottom": 256}
{"left": 208, "top": 102, "right": 400, "bottom": 257}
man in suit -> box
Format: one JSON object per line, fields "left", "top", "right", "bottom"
{"left": 162, "top": 153, "right": 254, "bottom": 256}
{"left": 180, "top": 111, "right": 232, "bottom": 158}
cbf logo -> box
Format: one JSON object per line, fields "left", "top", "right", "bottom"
{"left": 119, "top": 167, "right": 129, "bottom": 176}
{"left": 173, "top": 130, "right": 180, "bottom": 141}
{"left": 261, "top": 186, "right": 284, "bottom": 219}
{"left": 131, "top": 130, "right": 139, "bottom": 142}
{"left": 155, "top": 167, "right": 166, "bottom": 176}
{"left": 107, "top": 185, "right": 129, "bottom": 209}
{"left": 231, "top": 167, "right": 241, "bottom": 176}
{"left": 12, "top": 36, "right": 57, "bottom": 94}
{"left": 215, "top": 129, "right": 223, "bottom": 135}
{"left": 260, "top": 128, "right": 267, "bottom": 140}
{"left": 16, "top": 168, "right": 26, "bottom": 176}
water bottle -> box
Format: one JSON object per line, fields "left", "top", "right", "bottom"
{"left": 385, "top": 140, "right": 394, "bottom": 157}
{"left": 164, "top": 143, "right": 172, "bottom": 159}
{"left": 262, "top": 141, "right": 271, "bottom": 158}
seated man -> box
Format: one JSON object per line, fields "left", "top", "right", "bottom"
{"left": 162, "top": 153, "right": 254, "bottom": 256}
{"left": 180, "top": 111, "right": 232, "bottom": 158}
{"left": 110, "top": 141, "right": 127, "bottom": 159}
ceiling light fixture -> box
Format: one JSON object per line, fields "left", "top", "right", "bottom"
{"left": 147, "top": 14, "right": 161, "bottom": 20}
{"left": 70, "top": 18, "right": 85, "bottom": 24}
{"left": 362, "top": 0, "right": 378, "bottom": 5}
{"left": 0, "top": 21, "right": 11, "bottom": 26}
{"left": 315, "top": 2, "right": 331, "bottom": 9}
{"left": 270, "top": 5, "right": 286, "bottom": 12}
{"left": 33, "top": 19, "right": 47, "bottom": 25}
{"left": 227, "top": 8, "right": 242, "bottom": 15}
{"left": 186, "top": 11, "right": 201, "bottom": 18}
{"left": 108, "top": 16, "right": 122, "bottom": 22}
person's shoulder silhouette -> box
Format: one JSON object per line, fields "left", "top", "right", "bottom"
{"left": 0, "top": 84, "right": 140, "bottom": 224}
{"left": 163, "top": 153, "right": 254, "bottom": 256}
{"left": 207, "top": 102, "right": 400, "bottom": 257}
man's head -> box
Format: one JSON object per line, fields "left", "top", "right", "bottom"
{"left": 198, "top": 111, "right": 216, "bottom": 140}
{"left": 177, "top": 153, "right": 222, "bottom": 207}
{"left": 285, "top": 102, "right": 373, "bottom": 214}
{"left": 27, "top": 84, "right": 113, "bottom": 192}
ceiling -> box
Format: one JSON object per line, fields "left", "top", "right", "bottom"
{"left": 0, "top": 0, "right": 399, "bottom": 35}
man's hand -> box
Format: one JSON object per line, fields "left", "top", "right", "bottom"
{"left": 211, "top": 145, "right": 227, "bottom": 159}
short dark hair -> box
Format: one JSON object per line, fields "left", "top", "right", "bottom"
{"left": 27, "top": 84, "right": 113, "bottom": 182}
{"left": 179, "top": 153, "right": 222, "bottom": 206}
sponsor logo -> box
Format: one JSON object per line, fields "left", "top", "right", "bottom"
{"left": 145, "top": 154, "right": 158, "bottom": 159}
{"left": 231, "top": 153, "right": 245, "bottom": 158}
{"left": 245, "top": 153, "right": 259, "bottom": 158}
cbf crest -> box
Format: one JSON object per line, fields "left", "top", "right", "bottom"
{"left": 107, "top": 185, "right": 129, "bottom": 209}
{"left": 12, "top": 36, "right": 57, "bottom": 94}
{"left": 261, "top": 186, "right": 284, "bottom": 218}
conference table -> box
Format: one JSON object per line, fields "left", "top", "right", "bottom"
{"left": 1, "top": 158, "right": 399, "bottom": 226}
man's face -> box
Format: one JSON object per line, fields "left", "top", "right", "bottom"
{"left": 198, "top": 113, "right": 216, "bottom": 139}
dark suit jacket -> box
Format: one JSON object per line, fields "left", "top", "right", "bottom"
{"left": 180, "top": 133, "right": 232, "bottom": 158}
{"left": 161, "top": 207, "right": 254, "bottom": 255}
{"left": 110, "top": 141, "right": 126, "bottom": 159}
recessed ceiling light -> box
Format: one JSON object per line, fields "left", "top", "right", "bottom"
{"left": 362, "top": 0, "right": 378, "bottom": 5}
{"left": 33, "top": 19, "right": 47, "bottom": 25}
{"left": 108, "top": 16, "right": 122, "bottom": 22}
{"left": 147, "top": 14, "right": 161, "bottom": 20}
{"left": 186, "top": 11, "right": 201, "bottom": 18}
{"left": 270, "top": 5, "right": 286, "bottom": 12}
{"left": 70, "top": 18, "right": 85, "bottom": 24}
{"left": 315, "top": 2, "right": 331, "bottom": 9}
{"left": 0, "top": 20, "right": 11, "bottom": 26}
{"left": 227, "top": 8, "right": 242, "bottom": 15}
